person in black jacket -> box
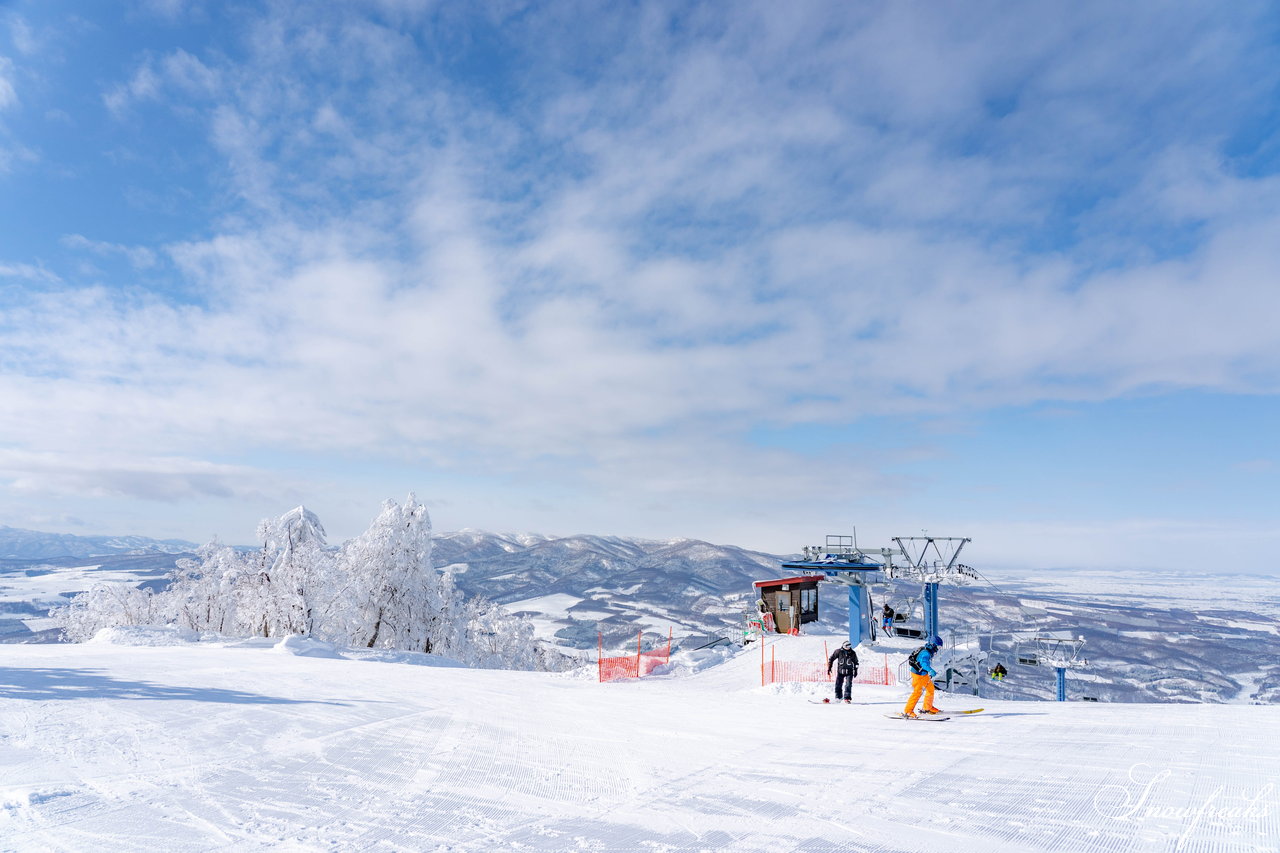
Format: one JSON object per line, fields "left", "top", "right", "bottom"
{"left": 827, "top": 641, "right": 859, "bottom": 703}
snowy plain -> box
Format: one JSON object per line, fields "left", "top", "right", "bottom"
{"left": 2, "top": 630, "right": 1277, "bottom": 852}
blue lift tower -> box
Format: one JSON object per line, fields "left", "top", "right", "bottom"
{"left": 780, "top": 535, "right": 892, "bottom": 648}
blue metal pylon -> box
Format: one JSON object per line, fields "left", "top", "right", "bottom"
{"left": 848, "top": 583, "right": 871, "bottom": 647}
{"left": 923, "top": 582, "right": 939, "bottom": 639}
{"left": 1056, "top": 666, "right": 1067, "bottom": 701}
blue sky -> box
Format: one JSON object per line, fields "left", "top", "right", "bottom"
{"left": 1, "top": 1, "right": 1278, "bottom": 572}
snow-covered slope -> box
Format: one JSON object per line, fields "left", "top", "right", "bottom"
{"left": 1, "top": 631, "right": 1276, "bottom": 851}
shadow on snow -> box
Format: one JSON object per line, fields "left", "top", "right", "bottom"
{"left": 0, "top": 667, "right": 347, "bottom": 705}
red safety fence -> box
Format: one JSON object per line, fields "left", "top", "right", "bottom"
{"left": 760, "top": 640, "right": 897, "bottom": 687}
{"left": 598, "top": 629, "right": 673, "bottom": 682}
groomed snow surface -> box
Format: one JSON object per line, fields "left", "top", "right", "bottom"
{"left": 2, "top": 631, "right": 1277, "bottom": 852}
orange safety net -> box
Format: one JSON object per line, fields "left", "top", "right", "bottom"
{"left": 639, "top": 648, "right": 669, "bottom": 677}
{"left": 598, "top": 655, "right": 640, "bottom": 681}
{"left": 759, "top": 642, "right": 897, "bottom": 687}
{"left": 598, "top": 629, "right": 673, "bottom": 682}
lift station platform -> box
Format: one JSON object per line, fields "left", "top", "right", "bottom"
{"left": 780, "top": 535, "right": 888, "bottom": 647}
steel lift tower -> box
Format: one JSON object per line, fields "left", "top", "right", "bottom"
{"left": 887, "top": 536, "right": 977, "bottom": 640}
{"left": 1020, "top": 634, "right": 1090, "bottom": 701}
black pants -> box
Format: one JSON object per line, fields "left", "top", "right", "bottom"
{"left": 834, "top": 668, "right": 856, "bottom": 700}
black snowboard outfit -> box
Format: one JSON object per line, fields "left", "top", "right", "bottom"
{"left": 827, "top": 646, "right": 860, "bottom": 701}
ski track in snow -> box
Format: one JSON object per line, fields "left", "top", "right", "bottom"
{"left": 2, "top": 636, "right": 1279, "bottom": 852}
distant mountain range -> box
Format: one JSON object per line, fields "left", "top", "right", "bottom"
{"left": 0, "top": 525, "right": 197, "bottom": 559}
{"left": 2, "top": 524, "right": 1277, "bottom": 705}
{"left": 432, "top": 529, "right": 789, "bottom": 649}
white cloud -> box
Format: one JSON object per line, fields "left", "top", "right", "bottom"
{"left": 61, "top": 234, "right": 158, "bottom": 270}
{"left": 6, "top": 14, "right": 37, "bottom": 56}
{"left": 140, "top": 0, "right": 189, "bottom": 22}
{"left": 103, "top": 62, "right": 162, "bottom": 115}
{"left": 0, "top": 56, "right": 16, "bottom": 110}
{"left": 161, "top": 49, "right": 219, "bottom": 96}
{"left": 4, "top": 183, "right": 1275, "bottom": 512}
{"left": 0, "top": 262, "right": 60, "bottom": 282}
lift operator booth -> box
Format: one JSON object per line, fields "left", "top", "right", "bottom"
{"left": 753, "top": 576, "right": 822, "bottom": 634}
{"left": 780, "top": 536, "right": 886, "bottom": 647}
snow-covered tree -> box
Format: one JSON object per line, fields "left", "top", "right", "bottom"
{"left": 166, "top": 539, "right": 250, "bottom": 635}
{"left": 55, "top": 582, "right": 161, "bottom": 643}
{"left": 332, "top": 494, "right": 457, "bottom": 652}
{"left": 252, "top": 506, "right": 331, "bottom": 637}
{"left": 457, "top": 596, "right": 572, "bottom": 670}
{"left": 51, "top": 497, "right": 571, "bottom": 671}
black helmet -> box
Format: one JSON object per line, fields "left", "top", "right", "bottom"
{"left": 842, "top": 641, "right": 852, "bottom": 650}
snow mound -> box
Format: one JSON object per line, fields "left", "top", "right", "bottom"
{"left": 345, "top": 648, "right": 469, "bottom": 668}
{"left": 555, "top": 662, "right": 603, "bottom": 681}
{"left": 85, "top": 625, "right": 198, "bottom": 646}
{"left": 652, "top": 644, "right": 740, "bottom": 677}
{"left": 272, "top": 634, "right": 342, "bottom": 658}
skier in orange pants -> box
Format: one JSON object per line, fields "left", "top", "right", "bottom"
{"left": 903, "top": 635, "right": 944, "bottom": 718}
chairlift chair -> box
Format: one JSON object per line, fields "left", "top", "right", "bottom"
{"left": 1015, "top": 639, "right": 1040, "bottom": 667}
{"left": 886, "top": 593, "right": 922, "bottom": 624}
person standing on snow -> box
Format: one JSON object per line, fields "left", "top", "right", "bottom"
{"left": 903, "top": 635, "right": 944, "bottom": 718}
{"left": 827, "top": 641, "right": 859, "bottom": 703}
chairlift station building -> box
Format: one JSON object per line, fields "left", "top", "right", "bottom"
{"left": 751, "top": 576, "right": 822, "bottom": 634}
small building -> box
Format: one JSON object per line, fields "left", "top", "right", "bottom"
{"left": 752, "top": 576, "right": 821, "bottom": 634}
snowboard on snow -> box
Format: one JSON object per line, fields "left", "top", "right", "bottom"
{"left": 809, "top": 698, "right": 853, "bottom": 705}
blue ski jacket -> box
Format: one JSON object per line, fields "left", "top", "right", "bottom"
{"left": 909, "top": 646, "right": 937, "bottom": 677}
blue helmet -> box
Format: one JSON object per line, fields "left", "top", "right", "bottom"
{"left": 927, "top": 635, "right": 942, "bottom": 649}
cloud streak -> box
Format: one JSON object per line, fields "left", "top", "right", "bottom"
{"left": 0, "top": 449, "right": 280, "bottom": 502}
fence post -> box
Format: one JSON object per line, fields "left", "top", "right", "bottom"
{"left": 597, "top": 632, "right": 602, "bottom": 682}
